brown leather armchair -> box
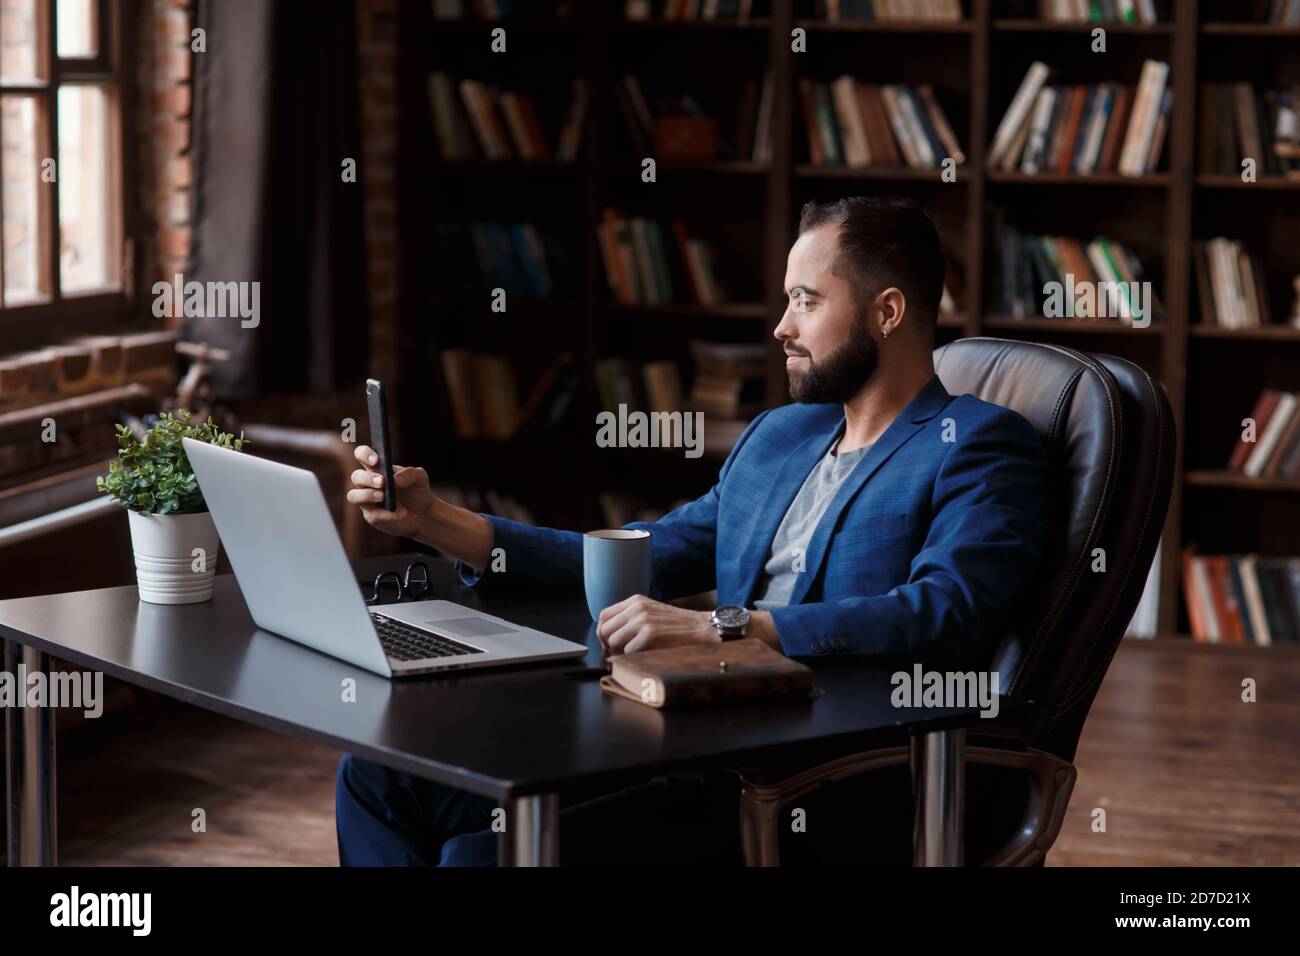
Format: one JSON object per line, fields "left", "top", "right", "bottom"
{"left": 738, "top": 337, "right": 1176, "bottom": 866}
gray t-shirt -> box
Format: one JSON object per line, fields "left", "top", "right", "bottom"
{"left": 752, "top": 433, "right": 873, "bottom": 609}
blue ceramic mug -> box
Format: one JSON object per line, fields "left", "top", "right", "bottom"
{"left": 583, "top": 529, "right": 652, "bottom": 623}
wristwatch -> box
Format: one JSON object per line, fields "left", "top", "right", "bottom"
{"left": 710, "top": 604, "right": 750, "bottom": 641}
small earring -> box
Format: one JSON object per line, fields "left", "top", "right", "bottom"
{"left": 882, "top": 329, "right": 889, "bottom": 339}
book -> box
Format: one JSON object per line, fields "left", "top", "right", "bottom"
{"left": 515, "top": 354, "right": 581, "bottom": 439}
{"left": 1228, "top": 390, "right": 1282, "bottom": 472}
{"left": 1125, "top": 540, "right": 1161, "bottom": 638}
{"left": 1244, "top": 392, "right": 1297, "bottom": 477}
{"left": 555, "top": 79, "right": 587, "bottom": 161}
{"left": 832, "top": 75, "right": 872, "bottom": 167}
{"left": 988, "top": 61, "right": 1050, "bottom": 168}
{"left": 599, "top": 638, "right": 816, "bottom": 709}
{"left": 1097, "top": 84, "right": 1132, "bottom": 172}
{"left": 1240, "top": 556, "right": 1272, "bottom": 646}
{"left": 1119, "top": 60, "right": 1170, "bottom": 176}
{"left": 918, "top": 85, "right": 966, "bottom": 165}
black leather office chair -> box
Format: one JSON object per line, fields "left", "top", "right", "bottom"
{"left": 738, "top": 337, "right": 1176, "bottom": 866}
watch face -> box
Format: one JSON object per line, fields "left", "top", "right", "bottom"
{"left": 714, "top": 605, "right": 749, "bottom": 629}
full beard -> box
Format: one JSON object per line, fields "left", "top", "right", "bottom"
{"left": 788, "top": 314, "right": 881, "bottom": 405}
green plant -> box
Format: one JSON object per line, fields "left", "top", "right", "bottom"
{"left": 96, "top": 410, "right": 246, "bottom": 516}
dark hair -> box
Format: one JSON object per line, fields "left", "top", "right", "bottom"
{"left": 797, "top": 196, "right": 945, "bottom": 333}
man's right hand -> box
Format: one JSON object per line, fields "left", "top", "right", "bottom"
{"left": 347, "top": 444, "right": 438, "bottom": 540}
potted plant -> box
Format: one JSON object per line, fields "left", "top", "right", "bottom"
{"left": 97, "top": 410, "right": 246, "bottom": 604}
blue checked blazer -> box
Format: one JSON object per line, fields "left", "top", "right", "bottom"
{"left": 458, "top": 374, "right": 1052, "bottom": 664}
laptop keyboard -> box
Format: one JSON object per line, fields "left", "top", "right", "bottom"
{"left": 371, "top": 613, "right": 485, "bottom": 662}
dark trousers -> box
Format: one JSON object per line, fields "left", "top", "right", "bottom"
{"left": 335, "top": 754, "right": 745, "bottom": 866}
{"left": 335, "top": 753, "right": 917, "bottom": 866}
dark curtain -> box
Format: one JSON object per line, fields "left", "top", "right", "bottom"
{"left": 185, "top": 0, "right": 368, "bottom": 398}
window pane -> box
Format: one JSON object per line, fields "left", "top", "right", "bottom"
{"left": 58, "top": 84, "right": 118, "bottom": 294}
{"left": 1, "top": 95, "right": 46, "bottom": 305}
{"left": 56, "top": 0, "right": 96, "bottom": 58}
{"left": 0, "top": 0, "right": 45, "bottom": 83}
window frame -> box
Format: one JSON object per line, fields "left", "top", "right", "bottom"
{"left": 0, "top": 0, "right": 135, "bottom": 346}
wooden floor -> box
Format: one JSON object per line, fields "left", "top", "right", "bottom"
{"left": 57, "top": 639, "right": 1300, "bottom": 866}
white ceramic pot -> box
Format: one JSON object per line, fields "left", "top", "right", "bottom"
{"left": 127, "top": 510, "right": 221, "bottom": 605}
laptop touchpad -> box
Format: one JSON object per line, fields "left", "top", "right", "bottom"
{"left": 427, "top": 617, "right": 520, "bottom": 638}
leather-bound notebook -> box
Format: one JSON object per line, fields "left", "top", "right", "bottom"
{"left": 599, "top": 639, "right": 815, "bottom": 709}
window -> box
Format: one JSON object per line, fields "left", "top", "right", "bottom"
{"left": 1, "top": 0, "right": 126, "bottom": 332}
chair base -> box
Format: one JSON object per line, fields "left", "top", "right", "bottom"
{"left": 739, "top": 743, "right": 1076, "bottom": 867}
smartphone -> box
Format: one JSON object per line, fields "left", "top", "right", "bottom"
{"left": 364, "top": 378, "right": 397, "bottom": 512}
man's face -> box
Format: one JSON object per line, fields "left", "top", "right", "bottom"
{"left": 775, "top": 224, "right": 881, "bottom": 405}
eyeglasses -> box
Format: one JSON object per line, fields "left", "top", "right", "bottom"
{"left": 359, "top": 561, "right": 431, "bottom": 605}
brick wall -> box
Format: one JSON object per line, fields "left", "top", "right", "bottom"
{"left": 134, "top": 0, "right": 195, "bottom": 322}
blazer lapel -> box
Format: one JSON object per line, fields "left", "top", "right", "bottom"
{"left": 785, "top": 375, "right": 952, "bottom": 606}
{"left": 733, "top": 421, "right": 841, "bottom": 605}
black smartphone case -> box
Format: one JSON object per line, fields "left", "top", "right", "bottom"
{"left": 365, "top": 380, "right": 397, "bottom": 512}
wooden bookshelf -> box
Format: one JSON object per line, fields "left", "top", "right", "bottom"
{"left": 983, "top": 315, "right": 1165, "bottom": 334}
{"left": 1195, "top": 173, "right": 1300, "bottom": 189}
{"left": 795, "top": 164, "right": 972, "bottom": 180}
{"left": 986, "top": 169, "right": 1171, "bottom": 185}
{"left": 1147, "top": 634, "right": 1300, "bottom": 655}
{"left": 397, "top": 0, "right": 1300, "bottom": 646}
{"left": 1184, "top": 471, "right": 1300, "bottom": 493}
{"left": 1189, "top": 324, "right": 1300, "bottom": 340}
{"left": 992, "top": 18, "right": 1175, "bottom": 33}
{"left": 1199, "top": 23, "right": 1300, "bottom": 37}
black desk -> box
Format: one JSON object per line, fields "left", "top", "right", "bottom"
{"left": 1, "top": 556, "right": 979, "bottom": 867}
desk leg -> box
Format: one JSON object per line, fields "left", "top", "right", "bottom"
{"left": 3, "top": 641, "right": 58, "bottom": 867}
{"left": 911, "top": 727, "right": 965, "bottom": 867}
{"left": 498, "top": 794, "right": 559, "bottom": 867}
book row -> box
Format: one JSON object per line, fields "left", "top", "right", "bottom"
{"left": 428, "top": 73, "right": 587, "bottom": 162}
{"left": 989, "top": 61, "right": 1171, "bottom": 176}
{"left": 438, "top": 342, "right": 766, "bottom": 443}
{"left": 432, "top": 222, "right": 581, "bottom": 301}
{"left": 798, "top": 78, "right": 965, "bottom": 170}
{"left": 1182, "top": 550, "right": 1300, "bottom": 645}
{"left": 1197, "top": 84, "right": 1300, "bottom": 179}
{"left": 1192, "top": 238, "right": 1285, "bottom": 330}
{"left": 596, "top": 211, "right": 728, "bottom": 306}
{"left": 429, "top": 69, "right": 1300, "bottom": 187}
{"left": 613, "top": 73, "right": 774, "bottom": 162}
{"left": 994, "top": 222, "right": 1158, "bottom": 324}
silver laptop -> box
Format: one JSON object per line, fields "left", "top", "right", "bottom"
{"left": 183, "top": 438, "right": 588, "bottom": 678}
